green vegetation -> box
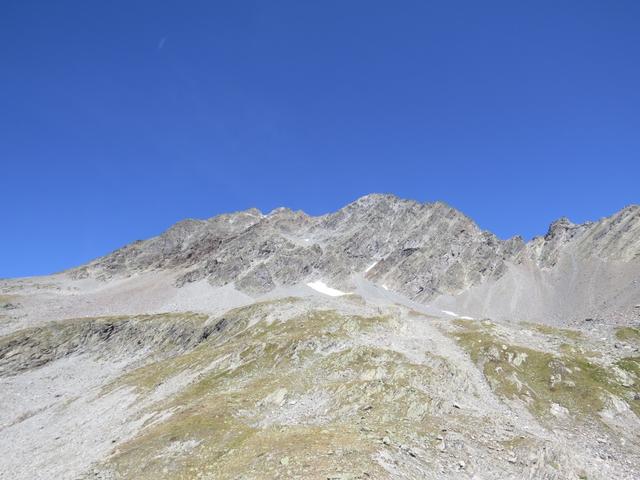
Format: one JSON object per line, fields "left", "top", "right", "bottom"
{"left": 617, "top": 356, "right": 640, "bottom": 378}
{"left": 615, "top": 327, "right": 640, "bottom": 343}
{"left": 452, "top": 318, "right": 495, "bottom": 331}
{"left": 521, "top": 322, "right": 583, "bottom": 341}
{"left": 498, "top": 435, "right": 534, "bottom": 451}
{"left": 558, "top": 343, "right": 601, "bottom": 359}
{"left": 453, "top": 329, "right": 640, "bottom": 420}
{"left": 102, "top": 307, "right": 417, "bottom": 479}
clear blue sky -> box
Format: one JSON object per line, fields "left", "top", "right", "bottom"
{"left": 2, "top": 1, "right": 639, "bottom": 278}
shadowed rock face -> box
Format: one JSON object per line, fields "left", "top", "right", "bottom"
{"left": 72, "top": 194, "right": 518, "bottom": 294}
{"left": 71, "top": 194, "right": 640, "bottom": 323}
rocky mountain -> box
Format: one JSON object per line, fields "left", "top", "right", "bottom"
{"left": 72, "top": 195, "right": 517, "bottom": 297}
{"left": 72, "top": 193, "right": 640, "bottom": 324}
{"left": 1, "top": 194, "right": 640, "bottom": 480}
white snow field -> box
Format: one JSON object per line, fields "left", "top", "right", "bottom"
{"left": 306, "top": 280, "right": 350, "bottom": 297}
{"left": 364, "top": 261, "right": 378, "bottom": 273}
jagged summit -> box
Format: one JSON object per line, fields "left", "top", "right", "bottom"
{"left": 63, "top": 194, "right": 640, "bottom": 325}
{"left": 71, "top": 195, "right": 495, "bottom": 296}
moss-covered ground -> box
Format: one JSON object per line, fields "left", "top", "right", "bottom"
{"left": 451, "top": 320, "right": 640, "bottom": 421}
{"left": 99, "top": 306, "right": 446, "bottom": 479}
{"left": 616, "top": 327, "right": 640, "bottom": 343}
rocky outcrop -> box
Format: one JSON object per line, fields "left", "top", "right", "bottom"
{"left": 0, "top": 312, "right": 217, "bottom": 376}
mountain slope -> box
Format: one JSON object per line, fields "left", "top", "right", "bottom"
{"left": 1, "top": 194, "right": 640, "bottom": 480}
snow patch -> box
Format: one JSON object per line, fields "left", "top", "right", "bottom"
{"left": 441, "top": 310, "right": 474, "bottom": 319}
{"left": 365, "top": 261, "right": 378, "bottom": 273}
{"left": 382, "top": 284, "right": 389, "bottom": 291}
{"left": 306, "top": 281, "right": 350, "bottom": 297}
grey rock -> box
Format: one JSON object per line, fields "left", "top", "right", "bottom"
{"left": 68, "top": 194, "right": 640, "bottom": 324}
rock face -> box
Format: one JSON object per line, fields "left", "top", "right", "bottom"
{"left": 72, "top": 194, "right": 640, "bottom": 324}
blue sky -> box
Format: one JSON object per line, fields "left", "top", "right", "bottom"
{"left": 1, "top": 1, "right": 639, "bottom": 278}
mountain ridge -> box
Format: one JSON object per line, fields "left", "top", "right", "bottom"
{"left": 75, "top": 193, "right": 640, "bottom": 274}
{"left": 64, "top": 194, "right": 640, "bottom": 325}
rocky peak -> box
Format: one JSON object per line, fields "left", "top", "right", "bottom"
{"left": 545, "top": 217, "right": 575, "bottom": 240}
{"left": 347, "top": 192, "right": 405, "bottom": 208}
{"left": 69, "top": 195, "right": 640, "bottom": 302}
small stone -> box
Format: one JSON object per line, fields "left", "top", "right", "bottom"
{"left": 280, "top": 457, "right": 289, "bottom": 466}
{"left": 458, "top": 460, "right": 466, "bottom": 469}
{"left": 382, "top": 436, "right": 391, "bottom": 445}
